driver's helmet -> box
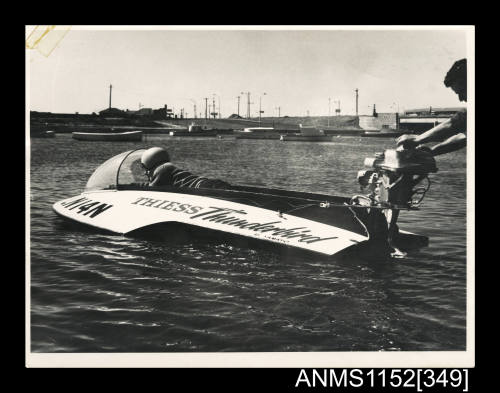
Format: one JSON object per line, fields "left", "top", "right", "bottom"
{"left": 141, "top": 147, "right": 170, "bottom": 172}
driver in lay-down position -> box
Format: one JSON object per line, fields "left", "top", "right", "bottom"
{"left": 141, "top": 147, "right": 231, "bottom": 189}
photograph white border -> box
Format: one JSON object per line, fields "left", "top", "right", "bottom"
{"left": 26, "top": 24, "right": 475, "bottom": 368}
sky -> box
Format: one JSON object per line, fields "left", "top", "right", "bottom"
{"left": 28, "top": 26, "right": 469, "bottom": 117}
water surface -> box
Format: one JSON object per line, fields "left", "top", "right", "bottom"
{"left": 30, "top": 134, "right": 467, "bottom": 352}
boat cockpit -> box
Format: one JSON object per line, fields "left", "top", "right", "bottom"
{"left": 85, "top": 149, "right": 149, "bottom": 192}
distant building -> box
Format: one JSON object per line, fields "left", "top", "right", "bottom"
{"left": 399, "top": 107, "right": 465, "bottom": 133}
{"left": 358, "top": 113, "right": 399, "bottom": 131}
{"left": 124, "top": 105, "right": 173, "bottom": 119}
{"left": 135, "top": 108, "right": 153, "bottom": 116}
{"left": 100, "top": 104, "right": 177, "bottom": 119}
{"left": 152, "top": 105, "right": 174, "bottom": 119}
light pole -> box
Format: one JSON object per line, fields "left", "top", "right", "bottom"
{"left": 237, "top": 96, "right": 240, "bottom": 117}
{"left": 190, "top": 99, "right": 197, "bottom": 119}
{"left": 216, "top": 94, "right": 221, "bottom": 119}
{"left": 241, "top": 92, "right": 251, "bottom": 119}
{"left": 355, "top": 88, "right": 359, "bottom": 116}
{"left": 109, "top": 84, "right": 112, "bottom": 109}
{"left": 328, "top": 97, "right": 331, "bottom": 127}
{"left": 259, "top": 92, "right": 266, "bottom": 123}
{"left": 212, "top": 94, "right": 217, "bottom": 119}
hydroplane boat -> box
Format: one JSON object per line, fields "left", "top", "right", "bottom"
{"left": 52, "top": 147, "right": 438, "bottom": 258}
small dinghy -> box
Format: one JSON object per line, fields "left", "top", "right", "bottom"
{"left": 72, "top": 130, "right": 143, "bottom": 142}
{"left": 31, "top": 130, "right": 56, "bottom": 138}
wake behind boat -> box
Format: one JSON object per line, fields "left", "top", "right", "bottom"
{"left": 53, "top": 146, "right": 438, "bottom": 259}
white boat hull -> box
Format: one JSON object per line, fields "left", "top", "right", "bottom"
{"left": 53, "top": 190, "right": 369, "bottom": 257}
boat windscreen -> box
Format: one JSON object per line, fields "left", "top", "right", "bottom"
{"left": 85, "top": 150, "right": 144, "bottom": 191}
{"left": 117, "top": 149, "right": 149, "bottom": 186}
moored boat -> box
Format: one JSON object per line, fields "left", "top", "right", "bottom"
{"left": 169, "top": 124, "right": 218, "bottom": 137}
{"left": 235, "top": 127, "right": 280, "bottom": 140}
{"left": 72, "top": 130, "right": 143, "bottom": 142}
{"left": 280, "top": 125, "right": 332, "bottom": 142}
{"left": 31, "top": 130, "right": 56, "bottom": 138}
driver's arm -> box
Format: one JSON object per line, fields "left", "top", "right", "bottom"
{"left": 397, "top": 111, "right": 467, "bottom": 149}
{"left": 397, "top": 119, "right": 457, "bottom": 149}
{"left": 429, "top": 133, "right": 467, "bottom": 156}
{"left": 413, "top": 118, "right": 458, "bottom": 144}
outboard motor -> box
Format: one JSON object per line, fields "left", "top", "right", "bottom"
{"left": 353, "top": 148, "right": 438, "bottom": 256}
{"left": 357, "top": 148, "right": 438, "bottom": 209}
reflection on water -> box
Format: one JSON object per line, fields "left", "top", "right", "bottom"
{"left": 30, "top": 134, "right": 467, "bottom": 352}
